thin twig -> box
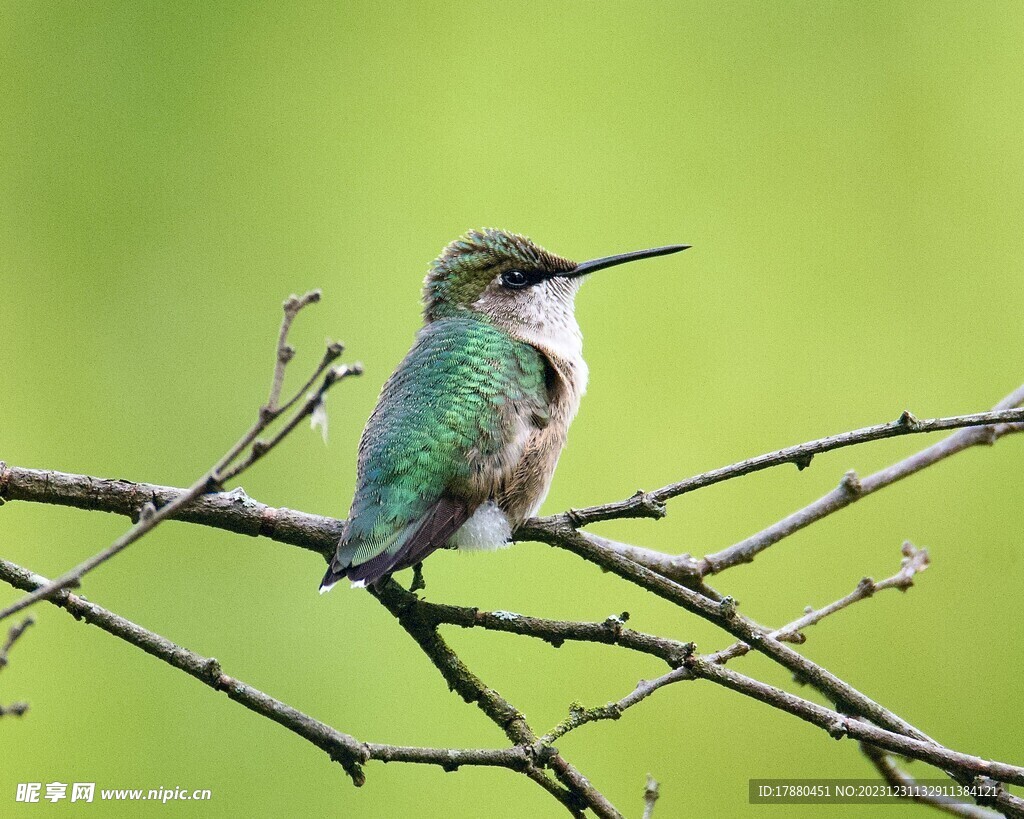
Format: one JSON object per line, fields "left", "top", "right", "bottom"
{"left": 0, "top": 615, "right": 34, "bottom": 717}
{"left": 701, "top": 386, "right": 1024, "bottom": 576}
{"left": 3, "top": 463, "right": 1018, "bottom": 813}
{"left": 0, "top": 556, "right": 550, "bottom": 786}
{"left": 707, "top": 542, "right": 929, "bottom": 665}
{"left": 218, "top": 360, "right": 359, "bottom": 485}
{"left": 553, "top": 402, "right": 1024, "bottom": 527}
{"left": 684, "top": 656, "right": 1024, "bottom": 788}
{"left": 539, "top": 544, "right": 927, "bottom": 744}
{"left": 527, "top": 386, "right": 1024, "bottom": 584}
{"left": 535, "top": 648, "right": 1024, "bottom": 810}
{"left": 0, "top": 615, "right": 34, "bottom": 669}
{"left": 862, "top": 743, "right": 1001, "bottom": 819}
{"left": 522, "top": 520, "right": 927, "bottom": 737}
{"left": 267, "top": 291, "right": 323, "bottom": 411}
{"left": 522, "top": 522, "right": 1024, "bottom": 815}
{"left": 0, "top": 292, "right": 356, "bottom": 623}
{"left": 5, "top": 460, "right": 1016, "bottom": 808}
{"left": 410, "top": 597, "right": 694, "bottom": 667}
{"left": 642, "top": 774, "right": 659, "bottom": 819}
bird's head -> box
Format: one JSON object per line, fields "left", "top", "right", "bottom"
{"left": 423, "top": 228, "right": 689, "bottom": 333}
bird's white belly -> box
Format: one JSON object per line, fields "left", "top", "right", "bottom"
{"left": 451, "top": 501, "right": 513, "bottom": 551}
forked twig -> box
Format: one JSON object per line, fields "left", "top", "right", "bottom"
{"left": 0, "top": 292, "right": 359, "bottom": 623}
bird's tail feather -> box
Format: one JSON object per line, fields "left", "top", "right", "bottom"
{"left": 318, "top": 565, "right": 347, "bottom": 594}
{"left": 320, "top": 495, "right": 475, "bottom": 592}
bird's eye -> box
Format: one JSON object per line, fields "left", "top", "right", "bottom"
{"left": 501, "top": 270, "right": 530, "bottom": 289}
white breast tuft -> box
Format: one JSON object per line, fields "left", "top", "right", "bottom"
{"left": 451, "top": 501, "right": 513, "bottom": 551}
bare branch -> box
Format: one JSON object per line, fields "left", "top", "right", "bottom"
{"left": 410, "top": 597, "right": 693, "bottom": 667}
{"left": 862, "top": 743, "right": 1001, "bottom": 819}
{"left": 552, "top": 400, "right": 1024, "bottom": 527}
{"left": 528, "top": 386, "right": 1024, "bottom": 584}
{"left": 535, "top": 646, "right": 1024, "bottom": 810}
{"left": 378, "top": 561, "right": 1023, "bottom": 815}
{"left": 539, "top": 544, "right": 926, "bottom": 744}
{"left": 521, "top": 524, "right": 1024, "bottom": 812}
{"left": 521, "top": 520, "right": 928, "bottom": 737}
{"left": 267, "top": 291, "right": 323, "bottom": 412}
{"left": 5, "top": 458, "right": 1021, "bottom": 814}
{"left": 0, "top": 554, "right": 356, "bottom": 780}
{"left": 217, "top": 361, "right": 362, "bottom": 484}
{"left": 0, "top": 293, "right": 358, "bottom": 623}
{"left": 0, "top": 615, "right": 33, "bottom": 717}
{"left": 685, "top": 656, "right": 1024, "bottom": 788}
{"left": 0, "top": 615, "right": 33, "bottom": 670}
{"left": 701, "top": 387, "right": 1024, "bottom": 576}
{"left": 707, "top": 542, "right": 929, "bottom": 665}
{"left": 372, "top": 580, "right": 622, "bottom": 819}
{"left": 0, "top": 556, "right": 550, "bottom": 786}
{"left": 0, "top": 465, "right": 342, "bottom": 558}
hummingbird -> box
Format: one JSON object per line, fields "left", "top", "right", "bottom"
{"left": 320, "top": 229, "right": 689, "bottom": 591}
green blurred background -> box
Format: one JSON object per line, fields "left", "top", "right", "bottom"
{"left": 2, "top": 1, "right": 1022, "bottom": 816}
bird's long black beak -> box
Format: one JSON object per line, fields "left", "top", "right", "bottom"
{"left": 565, "top": 244, "right": 691, "bottom": 278}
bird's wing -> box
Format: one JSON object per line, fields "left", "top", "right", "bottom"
{"left": 342, "top": 494, "right": 471, "bottom": 586}
{"left": 321, "top": 317, "right": 548, "bottom": 589}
